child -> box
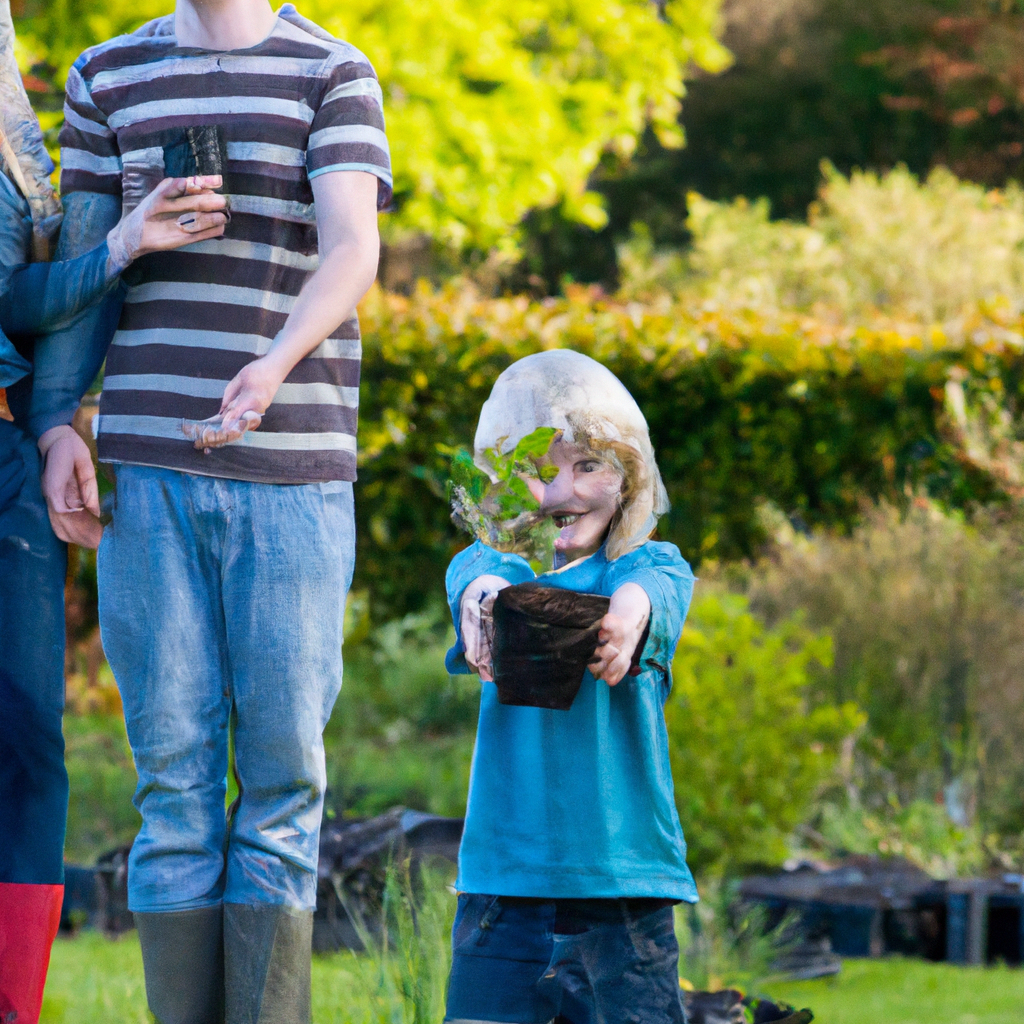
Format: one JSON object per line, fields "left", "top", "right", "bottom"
{"left": 444, "top": 349, "right": 697, "bottom": 1024}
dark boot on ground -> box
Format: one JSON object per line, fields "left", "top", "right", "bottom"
{"left": 135, "top": 905, "right": 225, "bottom": 1024}
{"left": 0, "top": 882, "right": 63, "bottom": 1024}
{"left": 223, "top": 903, "right": 312, "bottom": 1024}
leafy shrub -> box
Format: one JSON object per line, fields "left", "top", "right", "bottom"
{"left": 812, "top": 797, "right": 989, "bottom": 880}
{"left": 665, "top": 593, "right": 863, "bottom": 874}
{"left": 63, "top": 712, "right": 139, "bottom": 863}
{"left": 620, "top": 164, "right": 1024, "bottom": 321}
{"left": 736, "top": 500, "right": 1024, "bottom": 839}
{"left": 324, "top": 605, "right": 477, "bottom": 817}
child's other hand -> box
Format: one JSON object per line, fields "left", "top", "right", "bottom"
{"left": 590, "top": 582, "right": 651, "bottom": 686}
{"left": 461, "top": 574, "right": 512, "bottom": 681}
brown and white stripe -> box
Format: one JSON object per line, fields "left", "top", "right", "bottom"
{"left": 59, "top": 4, "right": 391, "bottom": 483}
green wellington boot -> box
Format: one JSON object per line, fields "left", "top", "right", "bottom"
{"left": 135, "top": 906, "right": 225, "bottom": 1024}
{"left": 223, "top": 903, "right": 313, "bottom": 1024}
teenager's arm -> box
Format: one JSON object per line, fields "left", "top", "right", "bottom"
{"left": 185, "top": 170, "right": 380, "bottom": 449}
{"left": 28, "top": 192, "right": 121, "bottom": 440}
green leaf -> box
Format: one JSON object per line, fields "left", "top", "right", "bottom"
{"left": 512, "top": 426, "right": 558, "bottom": 462}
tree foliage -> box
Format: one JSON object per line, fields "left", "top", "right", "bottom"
{"left": 534, "top": 0, "right": 1024, "bottom": 288}
{"left": 13, "top": 0, "right": 729, "bottom": 249}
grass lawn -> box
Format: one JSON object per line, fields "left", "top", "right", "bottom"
{"left": 43, "top": 932, "right": 1024, "bottom": 1024}
{"left": 765, "top": 957, "right": 1024, "bottom": 1024}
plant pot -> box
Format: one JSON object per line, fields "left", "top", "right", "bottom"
{"left": 491, "top": 582, "right": 649, "bottom": 710}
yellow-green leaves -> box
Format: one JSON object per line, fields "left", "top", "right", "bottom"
{"left": 15, "top": 0, "right": 729, "bottom": 249}
{"left": 311, "top": 0, "right": 729, "bottom": 248}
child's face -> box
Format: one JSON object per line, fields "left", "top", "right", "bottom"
{"left": 526, "top": 439, "right": 623, "bottom": 562}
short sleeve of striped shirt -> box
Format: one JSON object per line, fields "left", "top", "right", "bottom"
{"left": 307, "top": 57, "right": 392, "bottom": 210}
{"left": 59, "top": 59, "right": 123, "bottom": 198}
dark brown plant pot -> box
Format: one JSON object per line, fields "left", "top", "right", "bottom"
{"left": 491, "top": 582, "right": 649, "bottom": 710}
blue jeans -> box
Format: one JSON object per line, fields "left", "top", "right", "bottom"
{"left": 445, "top": 894, "right": 687, "bottom": 1024}
{"left": 0, "top": 420, "right": 68, "bottom": 885}
{"left": 97, "top": 466, "right": 354, "bottom": 913}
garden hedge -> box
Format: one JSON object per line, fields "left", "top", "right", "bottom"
{"left": 355, "top": 283, "right": 1024, "bottom": 618}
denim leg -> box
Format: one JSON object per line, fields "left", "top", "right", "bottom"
{"left": 98, "top": 466, "right": 232, "bottom": 912}
{"left": 537, "top": 905, "right": 685, "bottom": 1024}
{"left": 445, "top": 895, "right": 559, "bottom": 1024}
{"left": 221, "top": 480, "right": 354, "bottom": 910}
{"left": 0, "top": 421, "right": 68, "bottom": 885}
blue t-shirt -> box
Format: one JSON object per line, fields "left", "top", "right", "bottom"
{"left": 445, "top": 539, "right": 699, "bottom": 901}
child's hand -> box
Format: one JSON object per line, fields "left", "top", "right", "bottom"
{"left": 460, "top": 574, "right": 512, "bottom": 681}
{"left": 589, "top": 582, "right": 651, "bottom": 686}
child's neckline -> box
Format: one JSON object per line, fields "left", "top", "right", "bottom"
{"left": 541, "top": 544, "right": 608, "bottom": 576}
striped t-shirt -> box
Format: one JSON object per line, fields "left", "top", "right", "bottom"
{"left": 59, "top": 4, "right": 392, "bottom": 484}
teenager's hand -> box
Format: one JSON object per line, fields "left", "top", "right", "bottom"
{"left": 460, "top": 574, "right": 512, "bottom": 682}
{"left": 38, "top": 425, "right": 103, "bottom": 548}
{"left": 106, "top": 176, "right": 228, "bottom": 270}
{"left": 589, "top": 582, "right": 651, "bottom": 686}
{"left": 182, "top": 354, "right": 287, "bottom": 452}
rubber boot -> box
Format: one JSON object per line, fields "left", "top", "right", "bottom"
{"left": 135, "top": 906, "right": 225, "bottom": 1024}
{"left": 223, "top": 903, "right": 313, "bottom": 1024}
{"left": 0, "top": 882, "right": 63, "bottom": 1024}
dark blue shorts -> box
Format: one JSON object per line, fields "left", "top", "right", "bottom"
{"left": 444, "top": 893, "right": 687, "bottom": 1024}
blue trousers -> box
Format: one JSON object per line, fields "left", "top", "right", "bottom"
{"left": 445, "top": 894, "right": 687, "bottom": 1024}
{"left": 0, "top": 419, "right": 68, "bottom": 886}
{"left": 97, "top": 466, "right": 354, "bottom": 913}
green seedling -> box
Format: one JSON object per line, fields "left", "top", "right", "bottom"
{"left": 443, "top": 426, "right": 559, "bottom": 559}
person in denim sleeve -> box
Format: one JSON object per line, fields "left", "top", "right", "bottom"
{"left": 443, "top": 350, "right": 697, "bottom": 1024}
{"left": 0, "top": 9, "right": 226, "bottom": 1014}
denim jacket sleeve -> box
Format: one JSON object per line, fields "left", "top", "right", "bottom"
{"left": 26, "top": 191, "right": 125, "bottom": 438}
{"left": 0, "top": 175, "right": 32, "bottom": 387}
{"left": 606, "top": 541, "right": 696, "bottom": 694}
{"left": 0, "top": 240, "right": 118, "bottom": 337}
{"left": 444, "top": 541, "right": 535, "bottom": 674}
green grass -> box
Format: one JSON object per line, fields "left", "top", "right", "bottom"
{"left": 42, "top": 931, "right": 440, "bottom": 1024}
{"left": 43, "top": 931, "right": 1024, "bottom": 1024}
{"left": 765, "top": 957, "right": 1024, "bottom": 1024}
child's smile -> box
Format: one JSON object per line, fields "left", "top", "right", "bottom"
{"left": 527, "top": 440, "right": 623, "bottom": 562}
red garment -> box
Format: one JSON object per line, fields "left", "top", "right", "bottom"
{"left": 0, "top": 883, "right": 63, "bottom": 1024}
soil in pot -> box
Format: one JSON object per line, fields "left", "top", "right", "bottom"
{"left": 491, "top": 581, "right": 649, "bottom": 710}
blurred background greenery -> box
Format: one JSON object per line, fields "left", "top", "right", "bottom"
{"left": 16, "top": 2, "right": 1024, "bottom": 1001}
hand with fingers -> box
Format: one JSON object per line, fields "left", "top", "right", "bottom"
{"left": 182, "top": 352, "right": 288, "bottom": 452}
{"left": 37, "top": 424, "right": 103, "bottom": 549}
{"left": 460, "top": 574, "right": 513, "bottom": 681}
{"left": 588, "top": 582, "right": 651, "bottom": 686}
{"left": 106, "top": 175, "right": 229, "bottom": 271}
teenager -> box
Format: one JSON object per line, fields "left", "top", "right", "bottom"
{"left": 43, "top": 0, "right": 390, "bottom": 1019}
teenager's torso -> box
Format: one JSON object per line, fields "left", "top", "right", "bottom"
{"left": 59, "top": 5, "right": 392, "bottom": 484}
{"left": 445, "top": 540, "right": 700, "bottom": 902}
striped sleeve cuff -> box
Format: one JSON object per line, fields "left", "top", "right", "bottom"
{"left": 308, "top": 60, "right": 392, "bottom": 208}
